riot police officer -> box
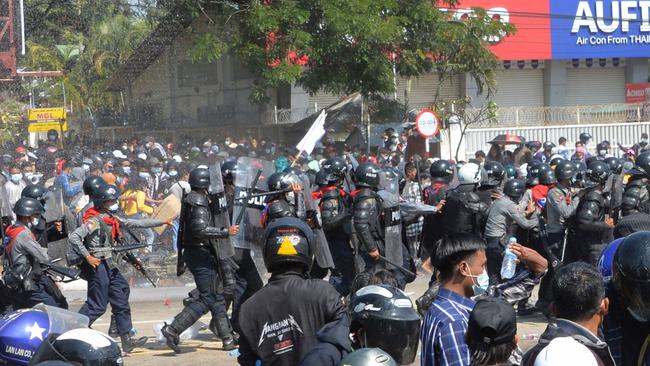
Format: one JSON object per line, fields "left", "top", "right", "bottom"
{"left": 604, "top": 157, "right": 624, "bottom": 222}
{"left": 613, "top": 189, "right": 650, "bottom": 238}
{"left": 627, "top": 152, "right": 650, "bottom": 212}
{"left": 75, "top": 176, "right": 106, "bottom": 226}
{"left": 237, "top": 217, "right": 347, "bottom": 366}
{"left": 314, "top": 166, "right": 354, "bottom": 296}
{"left": 67, "top": 184, "right": 161, "bottom": 353}
{"left": 3, "top": 197, "right": 67, "bottom": 309}
{"left": 21, "top": 184, "right": 66, "bottom": 247}
{"left": 567, "top": 160, "right": 613, "bottom": 265}
{"left": 477, "top": 161, "right": 505, "bottom": 206}
{"left": 421, "top": 160, "right": 452, "bottom": 259}
{"left": 161, "top": 168, "right": 239, "bottom": 353}
{"left": 262, "top": 171, "right": 306, "bottom": 226}
{"left": 484, "top": 179, "right": 538, "bottom": 284}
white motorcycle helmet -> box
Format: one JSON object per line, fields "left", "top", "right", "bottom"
{"left": 457, "top": 162, "right": 482, "bottom": 185}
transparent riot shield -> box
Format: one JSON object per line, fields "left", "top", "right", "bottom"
{"left": 0, "top": 183, "right": 13, "bottom": 221}
{"left": 232, "top": 157, "right": 275, "bottom": 275}
{"left": 43, "top": 188, "right": 65, "bottom": 223}
{"left": 209, "top": 162, "right": 235, "bottom": 259}
{"left": 286, "top": 173, "right": 335, "bottom": 270}
{"left": 378, "top": 169, "right": 404, "bottom": 267}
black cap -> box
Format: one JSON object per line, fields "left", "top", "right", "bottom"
{"left": 467, "top": 298, "right": 516, "bottom": 346}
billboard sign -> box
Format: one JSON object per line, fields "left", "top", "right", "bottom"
{"left": 626, "top": 83, "right": 650, "bottom": 103}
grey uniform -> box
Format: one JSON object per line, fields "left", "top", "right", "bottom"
{"left": 546, "top": 185, "right": 580, "bottom": 234}
{"left": 6, "top": 226, "right": 50, "bottom": 280}
{"left": 485, "top": 197, "right": 538, "bottom": 239}
{"left": 68, "top": 215, "right": 164, "bottom": 269}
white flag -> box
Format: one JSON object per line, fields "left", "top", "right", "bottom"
{"left": 296, "top": 110, "right": 327, "bottom": 155}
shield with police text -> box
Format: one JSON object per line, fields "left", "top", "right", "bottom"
{"left": 232, "top": 157, "right": 275, "bottom": 275}
{"left": 209, "top": 162, "right": 235, "bottom": 259}
{"left": 378, "top": 169, "right": 404, "bottom": 267}
{"left": 285, "top": 172, "right": 335, "bottom": 270}
{"left": 0, "top": 183, "right": 12, "bottom": 221}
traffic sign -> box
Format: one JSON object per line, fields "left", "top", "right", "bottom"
{"left": 415, "top": 109, "right": 440, "bottom": 138}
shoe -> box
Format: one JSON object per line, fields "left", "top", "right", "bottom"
{"left": 517, "top": 302, "right": 538, "bottom": 316}
{"left": 222, "top": 336, "right": 237, "bottom": 351}
{"left": 161, "top": 323, "right": 181, "bottom": 353}
{"left": 121, "top": 334, "right": 148, "bottom": 354}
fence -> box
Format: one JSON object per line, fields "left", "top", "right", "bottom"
{"left": 464, "top": 121, "right": 650, "bottom": 158}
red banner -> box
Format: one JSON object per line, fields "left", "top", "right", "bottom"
{"left": 626, "top": 83, "right": 650, "bottom": 104}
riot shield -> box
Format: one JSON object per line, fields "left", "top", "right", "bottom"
{"left": 378, "top": 170, "right": 404, "bottom": 267}
{"left": 232, "top": 157, "right": 275, "bottom": 275}
{"left": 0, "top": 183, "right": 13, "bottom": 220}
{"left": 43, "top": 188, "right": 65, "bottom": 223}
{"left": 286, "top": 173, "right": 335, "bottom": 270}
{"left": 209, "top": 162, "right": 235, "bottom": 259}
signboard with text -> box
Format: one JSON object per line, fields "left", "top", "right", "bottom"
{"left": 455, "top": 0, "right": 650, "bottom": 60}
{"left": 626, "top": 83, "right": 650, "bottom": 103}
{"left": 27, "top": 108, "right": 67, "bottom": 133}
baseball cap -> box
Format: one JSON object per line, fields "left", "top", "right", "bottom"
{"left": 467, "top": 297, "right": 516, "bottom": 346}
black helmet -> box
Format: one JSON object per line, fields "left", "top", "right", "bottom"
{"left": 542, "top": 141, "right": 555, "bottom": 151}
{"left": 220, "top": 161, "right": 240, "bottom": 179}
{"left": 429, "top": 160, "right": 454, "bottom": 182}
{"left": 525, "top": 161, "right": 542, "bottom": 187}
{"left": 315, "top": 168, "right": 339, "bottom": 187}
{"left": 604, "top": 157, "right": 623, "bottom": 175}
{"left": 584, "top": 160, "right": 610, "bottom": 187}
{"left": 549, "top": 156, "right": 564, "bottom": 167}
{"left": 503, "top": 179, "right": 526, "bottom": 202}
{"left": 355, "top": 163, "right": 381, "bottom": 189}
{"left": 350, "top": 285, "right": 421, "bottom": 364}
{"left": 189, "top": 167, "right": 210, "bottom": 189}
{"left": 554, "top": 160, "right": 577, "bottom": 180}
{"left": 340, "top": 348, "right": 398, "bottom": 366}
{"left": 538, "top": 168, "right": 557, "bottom": 185}
{"left": 482, "top": 161, "right": 505, "bottom": 186}
{"left": 283, "top": 166, "right": 303, "bottom": 177}
{"left": 267, "top": 172, "right": 291, "bottom": 191}
{"left": 579, "top": 132, "right": 592, "bottom": 144}
{"left": 30, "top": 328, "right": 122, "bottom": 366}
{"left": 322, "top": 157, "right": 347, "bottom": 178}
{"left": 83, "top": 176, "right": 106, "bottom": 196}
{"left": 92, "top": 184, "right": 120, "bottom": 206}
{"left": 621, "top": 190, "right": 641, "bottom": 216}
{"left": 21, "top": 184, "right": 49, "bottom": 202}
{"left": 632, "top": 151, "right": 650, "bottom": 177}
{"left": 13, "top": 197, "right": 43, "bottom": 217}
{"left": 613, "top": 231, "right": 650, "bottom": 321}
{"left": 262, "top": 217, "right": 314, "bottom": 272}
{"left": 504, "top": 165, "right": 517, "bottom": 179}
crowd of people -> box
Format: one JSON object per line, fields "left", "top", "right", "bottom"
{"left": 0, "top": 127, "right": 648, "bottom": 365}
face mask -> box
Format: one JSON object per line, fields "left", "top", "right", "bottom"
{"left": 116, "top": 177, "right": 123, "bottom": 184}
{"left": 598, "top": 150, "right": 607, "bottom": 156}
{"left": 108, "top": 203, "right": 119, "bottom": 212}
{"left": 121, "top": 145, "right": 128, "bottom": 151}
{"left": 152, "top": 167, "right": 163, "bottom": 175}
{"left": 11, "top": 174, "right": 22, "bottom": 183}
{"left": 642, "top": 139, "right": 648, "bottom": 144}
{"left": 169, "top": 170, "right": 178, "bottom": 177}
{"left": 31, "top": 217, "right": 40, "bottom": 226}
{"left": 286, "top": 192, "right": 296, "bottom": 203}
{"left": 139, "top": 172, "right": 150, "bottom": 179}
{"left": 628, "top": 307, "right": 649, "bottom": 323}
{"left": 123, "top": 166, "right": 131, "bottom": 175}
{"left": 24, "top": 172, "right": 33, "bottom": 179}
{"left": 83, "top": 164, "right": 90, "bottom": 172}
{"left": 467, "top": 267, "right": 490, "bottom": 295}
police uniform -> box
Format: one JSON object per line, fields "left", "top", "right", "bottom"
{"left": 421, "top": 182, "right": 449, "bottom": 259}
{"left": 3, "top": 223, "right": 66, "bottom": 309}
{"left": 568, "top": 187, "right": 612, "bottom": 265}
{"left": 437, "top": 185, "right": 488, "bottom": 236}
{"left": 67, "top": 212, "right": 163, "bottom": 338}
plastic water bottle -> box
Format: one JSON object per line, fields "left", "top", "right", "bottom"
{"left": 500, "top": 237, "right": 518, "bottom": 279}
{"left": 228, "top": 349, "right": 240, "bottom": 357}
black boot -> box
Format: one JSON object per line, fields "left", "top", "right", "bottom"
{"left": 120, "top": 334, "right": 148, "bottom": 354}
{"left": 161, "top": 323, "right": 181, "bottom": 354}
{"left": 108, "top": 316, "right": 118, "bottom": 338}
{"left": 213, "top": 316, "right": 236, "bottom": 351}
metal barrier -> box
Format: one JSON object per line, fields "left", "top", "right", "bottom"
{"left": 465, "top": 121, "right": 650, "bottom": 158}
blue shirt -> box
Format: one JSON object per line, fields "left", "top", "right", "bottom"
{"left": 420, "top": 288, "right": 476, "bottom": 366}
{"left": 54, "top": 172, "right": 81, "bottom": 203}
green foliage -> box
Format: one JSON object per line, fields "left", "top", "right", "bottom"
{"left": 0, "top": 99, "right": 26, "bottom": 143}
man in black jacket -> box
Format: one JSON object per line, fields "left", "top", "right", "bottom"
{"left": 238, "top": 217, "right": 348, "bottom": 366}
{"left": 522, "top": 262, "right": 615, "bottom": 366}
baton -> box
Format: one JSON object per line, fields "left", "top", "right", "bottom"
{"left": 235, "top": 169, "right": 262, "bottom": 225}
{"left": 379, "top": 255, "right": 416, "bottom": 278}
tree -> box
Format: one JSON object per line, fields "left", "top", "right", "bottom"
{"left": 164, "top": 0, "right": 513, "bottom": 103}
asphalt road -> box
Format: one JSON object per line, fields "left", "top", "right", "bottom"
{"left": 65, "top": 272, "right": 548, "bottom": 365}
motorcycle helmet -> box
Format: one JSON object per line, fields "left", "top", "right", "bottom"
{"left": 340, "top": 348, "right": 398, "bottom": 366}
{"left": 262, "top": 217, "right": 314, "bottom": 272}
{"left": 29, "top": 328, "right": 122, "bottom": 366}
{"left": 612, "top": 231, "right": 650, "bottom": 322}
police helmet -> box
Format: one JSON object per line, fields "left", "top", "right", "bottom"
{"left": 554, "top": 160, "right": 578, "bottom": 181}
{"left": 315, "top": 168, "right": 339, "bottom": 187}
{"left": 584, "top": 160, "right": 610, "bottom": 187}
{"left": 579, "top": 132, "right": 592, "bottom": 144}
{"left": 29, "top": 328, "right": 122, "bottom": 366}
{"left": 82, "top": 176, "right": 106, "bottom": 196}
{"left": 322, "top": 157, "right": 347, "bottom": 178}
{"left": 482, "top": 161, "right": 505, "bottom": 186}
{"left": 262, "top": 217, "right": 314, "bottom": 272}
{"left": 92, "top": 184, "right": 120, "bottom": 207}
{"left": 267, "top": 172, "right": 290, "bottom": 191}
{"left": 220, "top": 161, "right": 240, "bottom": 179}
{"left": 604, "top": 157, "right": 623, "bottom": 175}
{"left": 621, "top": 192, "right": 641, "bottom": 217}
{"left": 429, "top": 160, "right": 454, "bottom": 183}
{"left": 350, "top": 285, "right": 421, "bottom": 364}
{"left": 22, "top": 184, "right": 49, "bottom": 202}
{"left": 457, "top": 163, "right": 482, "bottom": 185}
{"left": 189, "top": 167, "right": 210, "bottom": 189}
{"left": 612, "top": 231, "right": 650, "bottom": 321}
{"left": 632, "top": 151, "right": 650, "bottom": 178}
{"left": 504, "top": 165, "right": 517, "bottom": 179}
{"left": 283, "top": 166, "right": 303, "bottom": 177}
{"left": 340, "top": 348, "right": 398, "bottom": 366}
{"left": 542, "top": 141, "right": 555, "bottom": 151}
{"left": 526, "top": 160, "right": 542, "bottom": 178}
{"left": 503, "top": 179, "right": 526, "bottom": 202}
{"left": 355, "top": 163, "right": 381, "bottom": 189}
{"left": 13, "top": 197, "right": 44, "bottom": 217}
{"left": 549, "top": 156, "right": 565, "bottom": 167}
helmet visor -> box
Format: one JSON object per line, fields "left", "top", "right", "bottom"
{"left": 364, "top": 318, "right": 421, "bottom": 364}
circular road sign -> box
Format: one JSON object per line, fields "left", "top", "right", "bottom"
{"left": 415, "top": 109, "right": 440, "bottom": 138}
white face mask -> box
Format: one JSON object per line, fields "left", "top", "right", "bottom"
{"left": 138, "top": 172, "right": 150, "bottom": 179}
{"left": 24, "top": 172, "right": 33, "bottom": 179}
{"left": 82, "top": 164, "right": 90, "bottom": 172}
{"left": 11, "top": 174, "right": 22, "bottom": 183}
{"left": 31, "top": 217, "right": 40, "bottom": 226}
{"left": 123, "top": 166, "right": 131, "bottom": 175}
{"left": 108, "top": 203, "right": 119, "bottom": 212}
{"left": 467, "top": 267, "right": 490, "bottom": 295}
{"left": 169, "top": 170, "right": 178, "bottom": 177}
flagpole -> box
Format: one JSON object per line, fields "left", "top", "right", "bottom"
{"left": 290, "top": 150, "right": 304, "bottom": 167}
